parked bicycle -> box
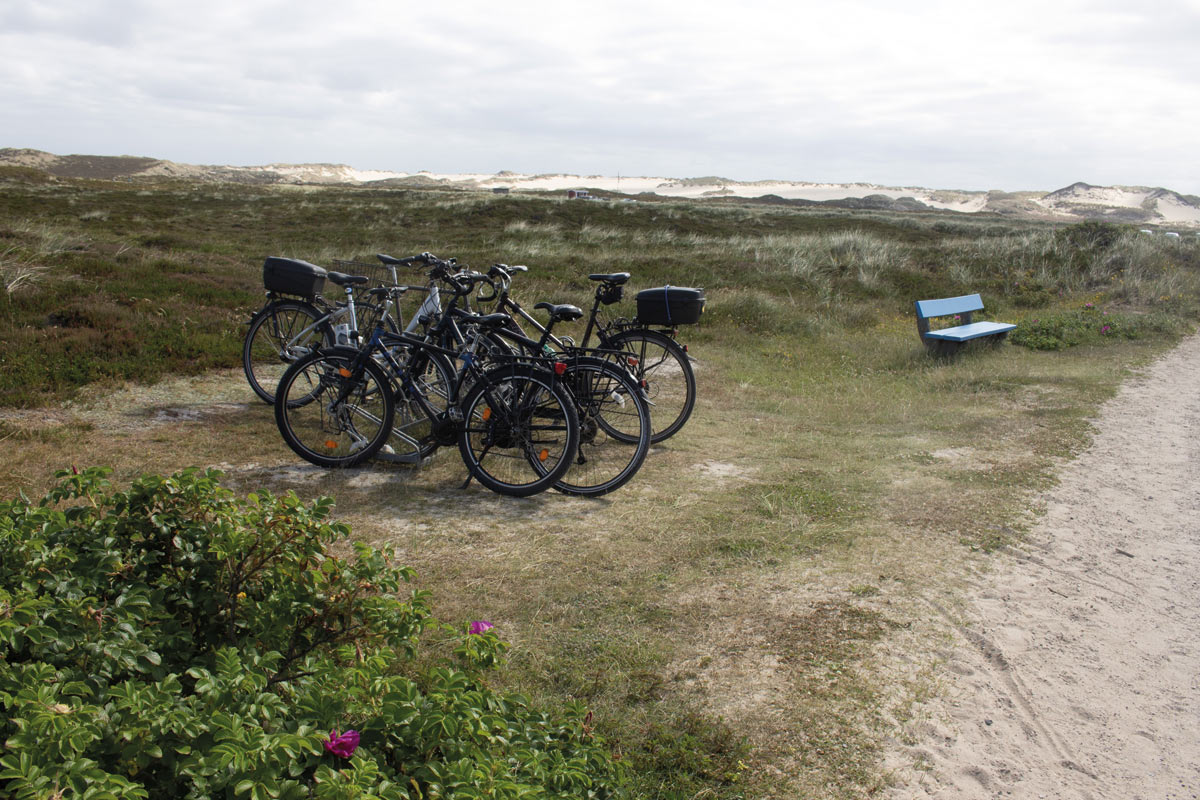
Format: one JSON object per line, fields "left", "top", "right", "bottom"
{"left": 242, "top": 256, "right": 427, "bottom": 403}
{"left": 475, "top": 263, "right": 702, "bottom": 442}
{"left": 274, "top": 291, "right": 581, "bottom": 496}
{"left": 375, "top": 253, "right": 654, "bottom": 496}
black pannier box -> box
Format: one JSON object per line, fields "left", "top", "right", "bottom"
{"left": 635, "top": 285, "right": 705, "bottom": 325}
{"left": 263, "top": 257, "right": 326, "bottom": 298}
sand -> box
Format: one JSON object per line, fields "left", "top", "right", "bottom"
{"left": 889, "top": 335, "right": 1200, "bottom": 799}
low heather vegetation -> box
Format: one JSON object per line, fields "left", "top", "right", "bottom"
{"left": 2, "top": 170, "right": 1198, "bottom": 798}
{"left": 0, "top": 172, "right": 1196, "bottom": 406}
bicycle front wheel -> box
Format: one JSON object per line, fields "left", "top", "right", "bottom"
{"left": 553, "top": 357, "right": 651, "bottom": 497}
{"left": 458, "top": 365, "right": 579, "bottom": 497}
{"left": 275, "top": 349, "right": 394, "bottom": 468}
{"left": 244, "top": 300, "right": 333, "bottom": 404}
{"left": 604, "top": 328, "right": 696, "bottom": 443}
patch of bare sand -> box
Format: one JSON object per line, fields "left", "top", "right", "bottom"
{"left": 887, "top": 335, "right": 1200, "bottom": 799}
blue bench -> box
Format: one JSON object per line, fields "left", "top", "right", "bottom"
{"left": 914, "top": 294, "right": 1016, "bottom": 356}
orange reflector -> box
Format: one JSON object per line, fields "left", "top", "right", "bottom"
{"left": 324, "top": 439, "right": 338, "bottom": 450}
{"left": 538, "top": 448, "right": 549, "bottom": 462}
{"left": 482, "top": 407, "right": 491, "bottom": 421}
{"left": 626, "top": 357, "right": 639, "bottom": 367}
{"left": 554, "top": 361, "right": 567, "bottom": 376}
{"left": 338, "top": 367, "right": 352, "bottom": 378}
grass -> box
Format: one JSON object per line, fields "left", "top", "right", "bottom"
{"left": 1, "top": 170, "right": 1199, "bottom": 797}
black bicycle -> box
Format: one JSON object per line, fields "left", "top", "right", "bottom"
{"left": 476, "top": 264, "right": 699, "bottom": 443}
{"left": 273, "top": 276, "right": 581, "bottom": 497}
{"left": 370, "top": 254, "right": 654, "bottom": 496}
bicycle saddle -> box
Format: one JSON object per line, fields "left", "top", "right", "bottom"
{"left": 458, "top": 311, "right": 513, "bottom": 329}
{"left": 587, "top": 272, "right": 630, "bottom": 285}
{"left": 326, "top": 271, "right": 370, "bottom": 286}
{"left": 535, "top": 302, "right": 584, "bottom": 322}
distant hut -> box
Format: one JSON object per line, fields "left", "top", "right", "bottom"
{"left": 567, "top": 189, "right": 591, "bottom": 200}
{"left": 492, "top": 187, "right": 510, "bottom": 194}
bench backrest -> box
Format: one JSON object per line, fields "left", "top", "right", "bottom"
{"left": 914, "top": 293, "right": 984, "bottom": 320}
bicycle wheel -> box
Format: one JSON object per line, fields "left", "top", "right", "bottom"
{"left": 244, "top": 300, "right": 333, "bottom": 404}
{"left": 553, "top": 357, "right": 651, "bottom": 497}
{"left": 275, "top": 349, "right": 394, "bottom": 468}
{"left": 604, "top": 328, "right": 696, "bottom": 443}
{"left": 458, "top": 365, "right": 579, "bottom": 497}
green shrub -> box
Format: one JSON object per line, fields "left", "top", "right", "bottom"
{"left": 0, "top": 467, "right": 624, "bottom": 799}
{"left": 1012, "top": 305, "right": 1183, "bottom": 350}
{"left": 1059, "top": 220, "right": 1124, "bottom": 251}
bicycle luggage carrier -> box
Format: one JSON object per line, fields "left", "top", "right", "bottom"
{"left": 263, "top": 257, "right": 326, "bottom": 299}
{"left": 635, "top": 286, "right": 705, "bottom": 325}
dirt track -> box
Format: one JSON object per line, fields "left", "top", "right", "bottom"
{"left": 889, "top": 335, "right": 1200, "bottom": 799}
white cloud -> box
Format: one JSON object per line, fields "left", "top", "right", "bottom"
{"left": 2, "top": 0, "right": 1198, "bottom": 192}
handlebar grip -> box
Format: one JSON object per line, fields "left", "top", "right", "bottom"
{"left": 377, "top": 253, "right": 425, "bottom": 267}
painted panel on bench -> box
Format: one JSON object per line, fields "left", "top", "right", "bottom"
{"left": 924, "top": 321, "right": 1017, "bottom": 342}
{"left": 914, "top": 294, "right": 984, "bottom": 320}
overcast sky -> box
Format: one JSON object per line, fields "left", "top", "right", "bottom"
{"left": 3, "top": 0, "right": 1199, "bottom": 193}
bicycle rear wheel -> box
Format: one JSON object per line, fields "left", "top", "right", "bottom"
{"left": 553, "top": 357, "right": 651, "bottom": 496}
{"left": 604, "top": 328, "right": 696, "bottom": 443}
{"left": 244, "top": 300, "right": 333, "bottom": 404}
{"left": 275, "top": 349, "right": 394, "bottom": 468}
{"left": 458, "top": 365, "right": 579, "bottom": 497}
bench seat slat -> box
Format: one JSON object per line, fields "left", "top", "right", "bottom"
{"left": 924, "top": 320, "right": 1016, "bottom": 342}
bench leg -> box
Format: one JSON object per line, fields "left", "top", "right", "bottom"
{"left": 935, "top": 340, "right": 962, "bottom": 357}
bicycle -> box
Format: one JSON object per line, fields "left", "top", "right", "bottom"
{"left": 242, "top": 256, "right": 425, "bottom": 404}
{"left": 374, "top": 253, "right": 654, "bottom": 496}
{"left": 274, "top": 284, "right": 581, "bottom": 497}
{"left": 476, "top": 264, "right": 698, "bottom": 443}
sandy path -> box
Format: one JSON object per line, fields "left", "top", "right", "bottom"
{"left": 891, "top": 335, "right": 1200, "bottom": 799}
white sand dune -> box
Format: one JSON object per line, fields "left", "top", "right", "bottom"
{"left": 2, "top": 148, "right": 1196, "bottom": 225}
{"left": 1036, "top": 183, "right": 1200, "bottom": 225}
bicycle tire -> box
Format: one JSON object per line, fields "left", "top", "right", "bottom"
{"left": 552, "top": 356, "right": 651, "bottom": 497}
{"left": 603, "top": 328, "right": 696, "bottom": 443}
{"left": 244, "top": 300, "right": 334, "bottom": 404}
{"left": 457, "top": 364, "right": 579, "bottom": 497}
{"left": 274, "top": 349, "right": 394, "bottom": 468}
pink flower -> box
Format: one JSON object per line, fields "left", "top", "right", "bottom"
{"left": 469, "top": 620, "right": 494, "bottom": 635}
{"left": 324, "top": 729, "right": 360, "bottom": 758}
